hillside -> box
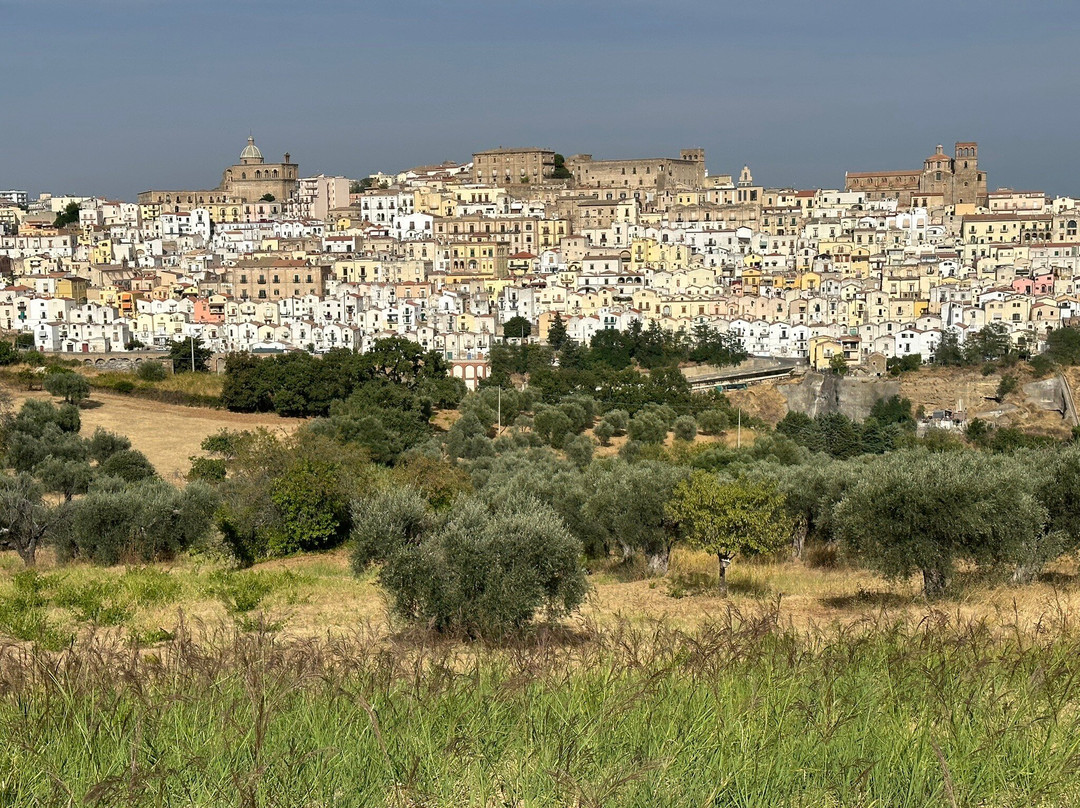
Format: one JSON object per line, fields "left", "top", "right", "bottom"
{"left": 726, "top": 364, "right": 1079, "bottom": 437}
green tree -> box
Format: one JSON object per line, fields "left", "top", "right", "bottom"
{"left": 379, "top": 495, "right": 586, "bottom": 637}
{"left": 1044, "top": 326, "right": 1080, "bottom": 365}
{"left": 42, "top": 372, "right": 90, "bottom": 405}
{"left": 35, "top": 458, "right": 93, "bottom": 502}
{"left": 52, "top": 201, "right": 80, "bottom": 228}
{"left": 350, "top": 486, "right": 432, "bottom": 571}
{"left": 869, "top": 395, "right": 915, "bottom": 428}
{"left": 564, "top": 433, "right": 594, "bottom": 469}
{"left": 170, "top": 336, "right": 212, "bottom": 373}
{"left": 593, "top": 419, "right": 615, "bottom": 446}
{"left": 996, "top": 373, "right": 1018, "bottom": 401}
{"left": 552, "top": 153, "right": 572, "bottom": 179}
{"left": 533, "top": 406, "right": 573, "bottom": 449}
{"left": 87, "top": 428, "right": 131, "bottom": 463}
{"left": 963, "top": 323, "right": 1012, "bottom": 365}
{"left": 934, "top": 329, "right": 964, "bottom": 366}
{"left": 673, "top": 415, "right": 698, "bottom": 442}
{"left": 0, "top": 474, "right": 56, "bottom": 566}
{"left": 833, "top": 451, "right": 1043, "bottom": 597}
{"left": 268, "top": 459, "right": 350, "bottom": 555}
{"left": 829, "top": 353, "right": 849, "bottom": 376}
{"left": 99, "top": 449, "right": 156, "bottom": 483}
{"left": 503, "top": 316, "right": 532, "bottom": 341}
{"left": 547, "top": 312, "right": 568, "bottom": 351}
{"left": 666, "top": 473, "right": 792, "bottom": 595}
{"left": 697, "top": 409, "right": 728, "bottom": 435}
{"left": 628, "top": 411, "right": 667, "bottom": 444}
{"left": 584, "top": 459, "right": 689, "bottom": 573}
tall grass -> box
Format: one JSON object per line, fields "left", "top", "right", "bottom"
{"left": 87, "top": 370, "right": 224, "bottom": 407}
{"left": 2, "top": 603, "right": 1080, "bottom": 806}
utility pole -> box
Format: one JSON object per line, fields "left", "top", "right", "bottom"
{"left": 737, "top": 408, "right": 741, "bottom": 449}
{"left": 190, "top": 337, "right": 195, "bottom": 372}
{"left": 497, "top": 386, "right": 501, "bottom": 434}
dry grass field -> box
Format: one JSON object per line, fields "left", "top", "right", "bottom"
{"left": 3, "top": 543, "right": 1078, "bottom": 647}
{"left": 1, "top": 383, "right": 301, "bottom": 480}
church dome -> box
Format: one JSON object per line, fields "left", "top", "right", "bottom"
{"left": 239, "top": 136, "right": 263, "bottom": 164}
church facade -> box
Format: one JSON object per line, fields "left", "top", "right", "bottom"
{"left": 138, "top": 137, "right": 299, "bottom": 211}
{"left": 844, "top": 142, "right": 987, "bottom": 208}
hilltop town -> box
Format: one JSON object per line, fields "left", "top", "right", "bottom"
{"left": 0, "top": 138, "right": 1076, "bottom": 384}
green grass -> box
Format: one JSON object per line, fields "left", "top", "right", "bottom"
{"left": 2, "top": 604, "right": 1080, "bottom": 806}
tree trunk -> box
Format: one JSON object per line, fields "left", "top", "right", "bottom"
{"left": 646, "top": 546, "right": 670, "bottom": 577}
{"left": 717, "top": 555, "right": 730, "bottom": 596}
{"left": 922, "top": 567, "right": 946, "bottom": 599}
{"left": 1011, "top": 562, "right": 1041, "bottom": 585}
{"left": 792, "top": 519, "right": 807, "bottom": 560}
{"left": 17, "top": 543, "right": 36, "bottom": 568}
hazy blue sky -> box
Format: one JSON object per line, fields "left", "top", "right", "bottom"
{"left": 3, "top": 0, "right": 1079, "bottom": 199}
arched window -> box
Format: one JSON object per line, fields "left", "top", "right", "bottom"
{"left": 255, "top": 171, "right": 261, "bottom": 179}
{"left": 241, "top": 173, "right": 246, "bottom": 179}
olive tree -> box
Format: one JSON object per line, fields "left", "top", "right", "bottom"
{"left": 0, "top": 474, "right": 57, "bottom": 566}
{"left": 379, "top": 495, "right": 586, "bottom": 637}
{"left": 583, "top": 459, "right": 690, "bottom": 574}
{"left": 833, "top": 450, "right": 1044, "bottom": 597}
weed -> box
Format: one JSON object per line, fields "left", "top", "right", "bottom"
{"left": 53, "top": 579, "right": 132, "bottom": 626}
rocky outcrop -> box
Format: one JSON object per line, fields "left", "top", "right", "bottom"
{"left": 779, "top": 373, "right": 900, "bottom": 421}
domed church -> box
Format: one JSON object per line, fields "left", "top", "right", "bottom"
{"left": 220, "top": 136, "right": 299, "bottom": 202}
{"left": 138, "top": 136, "right": 299, "bottom": 210}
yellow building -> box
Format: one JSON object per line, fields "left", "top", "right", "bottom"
{"left": 449, "top": 238, "right": 508, "bottom": 278}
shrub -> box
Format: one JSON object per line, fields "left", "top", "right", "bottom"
{"left": 696, "top": 409, "right": 727, "bottom": 435}
{"left": 136, "top": 361, "right": 167, "bottom": 382}
{"left": 593, "top": 420, "right": 615, "bottom": 446}
{"left": 379, "top": 496, "right": 586, "bottom": 638}
{"left": 55, "top": 480, "right": 218, "bottom": 565}
{"left": 564, "top": 434, "right": 594, "bottom": 469}
{"left": 187, "top": 457, "right": 227, "bottom": 482}
{"left": 350, "top": 486, "right": 432, "bottom": 571}
{"left": 88, "top": 428, "right": 131, "bottom": 463}
{"left": 673, "top": 415, "right": 698, "bottom": 442}
{"left": 99, "top": 449, "right": 156, "bottom": 483}
{"left": 267, "top": 459, "right": 351, "bottom": 555}
{"left": 603, "top": 409, "right": 629, "bottom": 435}
{"left": 43, "top": 372, "right": 90, "bottom": 405}
{"left": 628, "top": 411, "right": 667, "bottom": 445}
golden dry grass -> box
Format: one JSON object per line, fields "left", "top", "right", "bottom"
{"left": 7, "top": 544, "right": 1080, "bottom": 644}
{"left": 2, "top": 384, "right": 302, "bottom": 480}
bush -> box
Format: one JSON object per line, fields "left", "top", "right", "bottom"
{"left": 350, "top": 486, "right": 432, "bottom": 571}
{"left": 603, "top": 409, "right": 629, "bottom": 435}
{"left": 673, "top": 415, "right": 698, "bottom": 442}
{"left": 628, "top": 411, "right": 667, "bottom": 444}
{"left": 88, "top": 428, "right": 131, "bottom": 463}
{"left": 42, "top": 372, "right": 90, "bottom": 405}
{"left": 99, "top": 449, "right": 156, "bottom": 483}
{"left": 1028, "top": 353, "right": 1056, "bottom": 378}
{"left": 136, "top": 361, "right": 167, "bottom": 382}
{"left": 55, "top": 480, "right": 218, "bottom": 565}
{"left": 379, "top": 496, "right": 586, "bottom": 638}
{"left": 564, "top": 434, "right": 594, "bottom": 469}
{"left": 593, "top": 420, "right": 615, "bottom": 446}
{"left": 267, "top": 459, "right": 351, "bottom": 555}
{"left": 696, "top": 409, "right": 728, "bottom": 435}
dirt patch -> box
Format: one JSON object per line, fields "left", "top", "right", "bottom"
{"left": 4, "top": 385, "right": 302, "bottom": 482}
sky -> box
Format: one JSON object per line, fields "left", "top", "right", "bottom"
{"left": 3, "top": 0, "right": 1080, "bottom": 200}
